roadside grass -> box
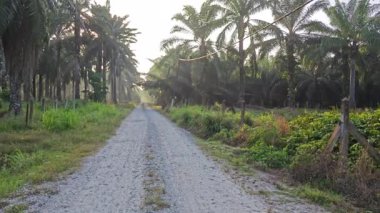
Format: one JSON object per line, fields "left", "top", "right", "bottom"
{"left": 196, "top": 138, "right": 347, "bottom": 209}
{"left": 0, "top": 102, "right": 132, "bottom": 198}
{"left": 165, "top": 105, "right": 374, "bottom": 210}
{"left": 292, "top": 185, "right": 343, "bottom": 206}
{"left": 196, "top": 139, "right": 253, "bottom": 175}
{"left": 3, "top": 203, "right": 27, "bottom": 213}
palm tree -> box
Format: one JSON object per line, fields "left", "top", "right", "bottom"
{"left": 85, "top": 4, "right": 138, "bottom": 104}
{"left": 213, "top": 0, "right": 265, "bottom": 124}
{"left": 259, "top": 0, "right": 329, "bottom": 107}
{"left": 0, "top": 0, "right": 57, "bottom": 115}
{"left": 161, "top": 1, "right": 223, "bottom": 104}
{"left": 161, "top": 2, "right": 222, "bottom": 56}
{"left": 309, "top": 0, "right": 380, "bottom": 108}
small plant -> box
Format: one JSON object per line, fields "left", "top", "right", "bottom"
{"left": 42, "top": 109, "right": 80, "bottom": 131}
{"left": 293, "top": 185, "right": 342, "bottom": 206}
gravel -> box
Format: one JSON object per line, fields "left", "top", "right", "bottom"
{"left": 1, "top": 107, "right": 328, "bottom": 213}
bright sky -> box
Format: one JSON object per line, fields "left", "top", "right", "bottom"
{"left": 94, "top": 0, "right": 340, "bottom": 73}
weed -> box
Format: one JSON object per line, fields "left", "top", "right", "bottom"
{"left": 4, "top": 204, "right": 27, "bottom": 213}
{"left": 293, "top": 185, "right": 342, "bottom": 206}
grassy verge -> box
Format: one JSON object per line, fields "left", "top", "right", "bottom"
{"left": 0, "top": 102, "right": 133, "bottom": 198}
{"left": 196, "top": 138, "right": 346, "bottom": 209}
{"left": 165, "top": 105, "right": 379, "bottom": 210}
{"left": 196, "top": 139, "right": 253, "bottom": 175}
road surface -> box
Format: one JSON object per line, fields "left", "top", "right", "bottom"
{"left": 16, "top": 108, "right": 326, "bottom": 213}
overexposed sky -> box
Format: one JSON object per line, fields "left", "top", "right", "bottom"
{"left": 95, "top": 0, "right": 339, "bottom": 73}
{"left": 95, "top": 0, "right": 205, "bottom": 73}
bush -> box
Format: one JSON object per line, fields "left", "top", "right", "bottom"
{"left": 42, "top": 109, "right": 79, "bottom": 131}
{"left": 249, "top": 142, "right": 289, "bottom": 168}
{"left": 167, "top": 105, "right": 380, "bottom": 210}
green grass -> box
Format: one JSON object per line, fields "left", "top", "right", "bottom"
{"left": 292, "top": 185, "right": 343, "bottom": 206}
{"left": 0, "top": 102, "right": 133, "bottom": 198}
{"left": 166, "top": 105, "right": 379, "bottom": 211}
{"left": 197, "top": 139, "right": 253, "bottom": 175}
{"left": 3, "top": 204, "right": 27, "bottom": 213}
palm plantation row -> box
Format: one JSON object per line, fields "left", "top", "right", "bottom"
{"left": 147, "top": 0, "right": 380, "bottom": 113}
{"left": 0, "top": 0, "right": 140, "bottom": 115}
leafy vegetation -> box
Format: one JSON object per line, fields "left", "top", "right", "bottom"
{"left": 0, "top": 102, "right": 132, "bottom": 198}
{"left": 0, "top": 0, "right": 141, "bottom": 117}
{"left": 146, "top": 0, "right": 380, "bottom": 110}
{"left": 167, "top": 105, "right": 380, "bottom": 210}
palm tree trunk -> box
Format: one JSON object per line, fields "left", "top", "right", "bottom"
{"left": 38, "top": 74, "right": 43, "bottom": 101}
{"left": 45, "top": 78, "right": 50, "bottom": 99}
{"left": 111, "top": 52, "right": 117, "bottom": 104}
{"left": 102, "top": 45, "right": 107, "bottom": 101}
{"left": 3, "top": 33, "right": 24, "bottom": 115}
{"left": 286, "top": 40, "right": 296, "bottom": 108}
{"left": 32, "top": 73, "right": 36, "bottom": 99}
{"left": 9, "top": 72, "right": 22, "bottom": 115}
{"left": 349, "top": 58, "right": 356, "bottom": 108}
{"left": 0, "top": 41, "right": 7, "bottom": 90}
{"left": 341, "top": 50, "right": 350, "bottom": 97}
{"left": 238, "top": 22, "right": 246, "bottom": 125}
{"left": 74, "top": 6, "right": 81, "bottom": 100}
{"left": 199, "top": 39, "right": 208, "bottom": 105}
{"left": 56, "top": 41, "right": 62, "bottom": 101}
{"left": 84, "top": 64, "right": 89, "bottom": 100}
{"left": 250, "top": 51, "right": 258, "bottom": 79}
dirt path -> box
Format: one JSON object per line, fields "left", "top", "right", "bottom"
{"left": 4, "top": 108, "right": 327, "bottom": 213}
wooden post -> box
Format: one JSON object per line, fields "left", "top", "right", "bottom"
{"left": 29, "top": 100, "right": 34, "bottom": 123}
{"left": 240, "top": 99, "right": 246, "bottom": 126}
{"left": 325, "top": 125, "right": 341, "bottom": 153}
{"left": 25, "top": 102, "right": 29, "bottom": 127}
{"left": 339, "top": 98, "right": 350, "bottom": 172}
{"left": 349, "top": 122, "right": 380, "bottom": 164}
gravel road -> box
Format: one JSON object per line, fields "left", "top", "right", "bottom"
{"left": 5, "top": 107, "right": 327, "bottom": 213}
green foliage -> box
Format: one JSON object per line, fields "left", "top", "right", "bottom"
{"left": 42, "top": 109, "right": 80, "bottom": 131}
{"left": 168, "top": 106, "right": 380, "bottom": 170}
{"left": 169, "top": 106, "right": 289, "bottom": 168}
{"left": 287, "top": 109, "right": 380, "bottom": 166}
{"left": 293, "top": 185, "right": 342, "bottom": 206}
{"left": 249, "top": 142, "right": 289, "bottom": 168}
{"left": 0, "top": 89, "right": 10, "bottom": 102}
{"left": 0, "top": 102, "right": 132, "bottom": 198}
{"left": 89, "top": 72, "right": 108, "bottom": 102}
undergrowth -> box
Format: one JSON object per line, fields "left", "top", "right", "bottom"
{"left": 168, "top": 105, "right": 380, "bottom": 211}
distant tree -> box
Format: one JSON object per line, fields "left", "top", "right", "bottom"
{"left": 259, "top": 0, "right": 329, "bottom": 107}
{"left": 161, "top": 1, "right": 224, "bottom": 104}
{"left": 310, "top": 0, "right": 380, "bottom": 108}
{"left": 214, "top": 0, "right": 266, "bottom": 124}
{"left": 0, "top": 0, "right": 56, "bottom": 115}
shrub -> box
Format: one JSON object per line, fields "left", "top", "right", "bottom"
{"left": 249, "top": 142, "right": 289, "bottom": 168}
{"left": 42, "top": 109, "right": 79, "bottom": 131}
{"left": 211, "top": 128, "right": 234, "bottom": 144}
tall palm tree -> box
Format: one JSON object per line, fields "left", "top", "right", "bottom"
{"left": 85, "top": 4, "right": 138, "bottom": 104}
{"left": 0, "top": 0, "right": 57, "bottom": 115}
{"left": 161, "top": 1, "right": 223, "bottom": 104}
{"left": 259, "top": 0, "right": 329, "bottom": 107}
{"left": 213, "top": 0, "right": 265, "bottom": 124}
{"left": 161, "top": 2, "right": 222, "bottom": 56}
{"left": 309, "top": 0, "right": 380, "bottom": 108}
